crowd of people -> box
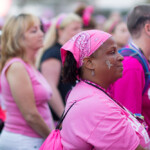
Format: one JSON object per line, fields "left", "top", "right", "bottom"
{"left": 0, "top": 3, "right": 150, "bottom": 150}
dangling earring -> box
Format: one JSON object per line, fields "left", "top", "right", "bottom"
{"left": 91, "top": 70, "right": 95, "bottom": 76}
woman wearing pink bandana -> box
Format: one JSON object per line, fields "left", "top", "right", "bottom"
{"left": 60, "top": 30, "right": 150, "bottom": 150}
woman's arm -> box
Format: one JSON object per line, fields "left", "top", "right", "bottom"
{"left": 41, "top": 58, "right": 65, "bottom": 118}
{"left": 6, "top": 62, "right": 51, "bottom": 139}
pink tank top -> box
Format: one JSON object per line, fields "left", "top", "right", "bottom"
{"left": 1, "top": 58, "right": 53, "bottom": 138}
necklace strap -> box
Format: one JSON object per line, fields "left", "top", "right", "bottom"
{"left": 83, "top": 80, "right": 125, "bottom": 110}
{"left": 83, "top": 80, "right": 148, "bottom": 130}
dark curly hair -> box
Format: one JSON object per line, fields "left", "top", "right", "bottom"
{"left": 62, "top": 51, "right": 82, "bottom": 84}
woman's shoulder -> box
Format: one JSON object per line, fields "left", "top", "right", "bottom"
{"left": 67, "top": 81, "right": 95, "bottom": 100}
{"left": 7, "top": 60, "right": 26, "bottom": 71}
{"left": 67, "top": 81, "right": 118, "bottom": 112}
{"left": 69, "top": 81, "right": 109, "bottom": 97}
{"left": 3, "top": 58, "right": 26, "bottom": 70}
{"left": 2, "top": 57, "right": 31, "bottom": 76}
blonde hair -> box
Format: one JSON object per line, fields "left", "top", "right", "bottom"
{"left": 1, "top": 13, "right": 40, "bottom": 71}
{"left": 36, "top": 13, "right": 82, "bottom": 68}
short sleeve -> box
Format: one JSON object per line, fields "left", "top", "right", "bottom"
{"left": 87, "top": 107, "right": 140, "bottom": 150}
{"left": 40, "top": 46, "right": 61, "bottom": 64}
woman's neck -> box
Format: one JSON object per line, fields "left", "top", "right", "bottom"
{"left": 24, "top": 51, "right": 36, "bottom": 67}
{"left": 132, "top": 37, "right": 150, "bottom": 60}
{"left": 58, "top": 38, "right": 67, "bottom": 45}
{"left": 81, "top": 77, "right": 109, "bottom": 90}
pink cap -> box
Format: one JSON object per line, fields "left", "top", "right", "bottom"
{"left": 61, "top": 30, "right": 112, "bottom": 68}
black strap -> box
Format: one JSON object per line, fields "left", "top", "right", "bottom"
{"left": 56, "top": 101, "right": 77, "bottom": 130}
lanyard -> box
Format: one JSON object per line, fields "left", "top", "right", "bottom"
{"left": 83, "top": 80, "right": 125, "bottom": 110}
{"left": 83, "top": 80, "right": 148, "bottom": 129}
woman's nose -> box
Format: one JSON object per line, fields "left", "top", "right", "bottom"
{"left": 117, "top": 52, "right": 124, "bottom": 61}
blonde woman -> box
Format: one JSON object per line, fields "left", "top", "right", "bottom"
{"left": 0, "top": 14, "right": 54, "bottom": 150}
{"left": 36, "top": 13, "right": 82, "bottom": 123}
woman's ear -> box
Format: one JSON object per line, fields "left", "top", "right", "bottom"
{"left": 144, "top": 23, "right": 150, "bottom": 37}
{"left": 83, "top": 57, "right": 96, "bottom": 70}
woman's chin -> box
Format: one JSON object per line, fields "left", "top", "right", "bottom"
{"left": 112, "top": 73, "right": 123, "bottom": 83}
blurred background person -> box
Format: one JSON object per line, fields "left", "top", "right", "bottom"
{"left": 94, "top": 14, "right": 107, "bottom": 30}
{"left": 74, "top": 3, "right": 96, "bottom": 30}
{"left": 109, "top": 4, "right": 150, "bottom": 137}
{"left": 103, "top": 19, "right": 130, "bottom": 49}
{"left": 36, "top": 13, "right": 82, "bottom": 123}
{"left": 108, "top": 11, "right": 122, "bottom": 22}
{"left": 0, "top": 13, "right": 54, "bottom": 150}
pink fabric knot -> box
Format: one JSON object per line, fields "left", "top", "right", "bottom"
{"left": 82, "top": 6, "right": 94, "bottom": 26}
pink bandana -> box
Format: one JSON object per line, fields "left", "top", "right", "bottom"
{"left": 61, "top": 30, "right": 112, "bottom": 68}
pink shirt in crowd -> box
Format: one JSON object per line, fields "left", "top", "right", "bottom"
{"left": 1, "top": 58, "right": 53, "bottom": 138}
{"left": 61, "top": 81, "right": 150, "bottom": 150}
{"left": 110, "top": 56, "right": 150, "bottom": 136}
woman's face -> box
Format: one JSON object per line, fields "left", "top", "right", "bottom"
{"left": 59, "top": 21, "right": 82, "bottom": 43}
{"left": 92, "top": 37, "right": 124, "bottom": 83}
{"left": 113, "top": 22, "right": 130, "bottom": 48}
{"left": 23, "top": 21, "right": 44, "bottom": 52}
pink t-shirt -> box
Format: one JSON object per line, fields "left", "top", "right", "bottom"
{"left": 1, "top": 58, "right": 53, "bottom": 138}
{"left": 110, "top": 56, "right": 150, "bottom": 136}
{"left": 61, "top": 81, "right": 150, "bottom": 150}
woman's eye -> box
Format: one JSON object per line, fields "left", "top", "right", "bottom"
{"left": 110, "top": 50, "right": 115, "bottom": 54}
{"left": 31, "top": 30, "right": 37, "bottom": 33}
{"left": 30, "top": 27, "right": 38, "bottom": 33}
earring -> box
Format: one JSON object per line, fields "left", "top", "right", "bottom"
{"left": 91, "top": 70, "right": 95, "bottom": 76}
